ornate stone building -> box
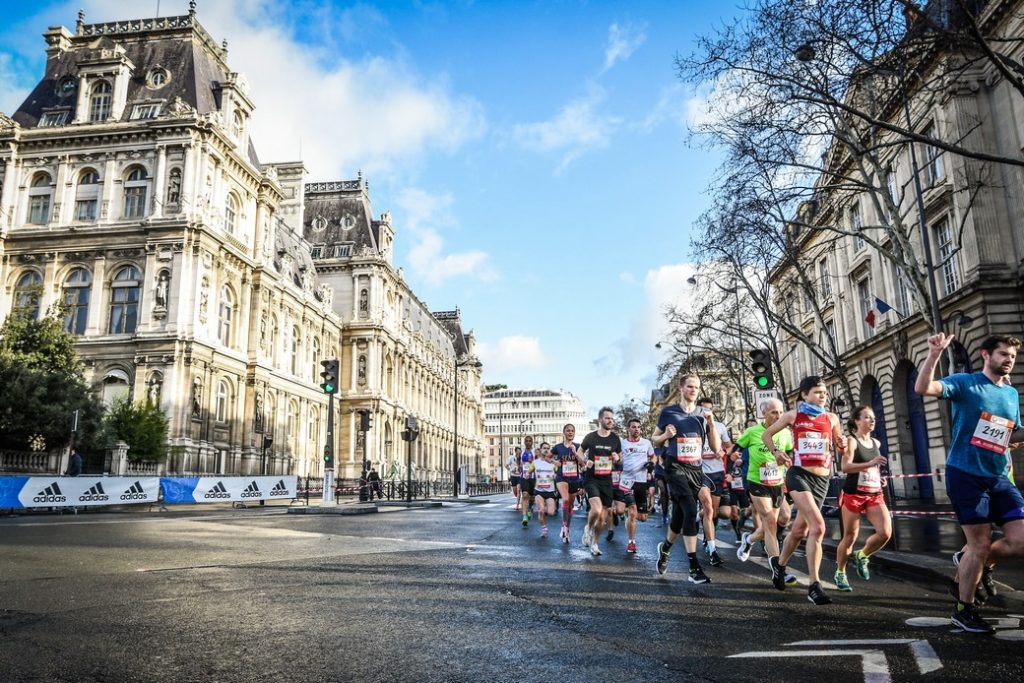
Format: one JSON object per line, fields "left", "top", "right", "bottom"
{"left": 0, "top": 7, "right": 484, "bottom": 481}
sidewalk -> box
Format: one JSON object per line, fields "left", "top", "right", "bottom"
{"left": 820, "top": 511, "right": 1024, "bottom": 607}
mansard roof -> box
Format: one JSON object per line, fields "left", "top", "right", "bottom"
{"left": 432, "top": 309, "right": 469, "bottom": 356}
{"left": 302, "top": 175, "right": 381, "bottom": 254}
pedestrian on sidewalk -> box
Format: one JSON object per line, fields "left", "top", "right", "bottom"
{"left": 65, "top": 448, "right": 82, "bottom": 476}
{"left": 833, "top": 405, "right": 891, "bottom": 592}
{"left": 915, "top": 332, "right": 1024, "bottom": 634}
{"left": 367, "top": 467, "right": 382, "bottom": 500}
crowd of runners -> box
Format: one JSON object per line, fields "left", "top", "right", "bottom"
{"left": 504, "top": 332, "right": 1023, "bottom": 634}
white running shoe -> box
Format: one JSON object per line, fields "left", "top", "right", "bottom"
{"left": 736, "top": 532, "right": 752, "bottom": 562}
{"left": 590, "top": 542, "right": 602, "bottom": 556}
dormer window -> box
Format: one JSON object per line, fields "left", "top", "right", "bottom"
{"left": 88, "top": 81, "right": 112, "bottom": 122}
{"left": 39, "top": 110, "right": 70, "bottom": 127}
{"left": 232, "top": 111, "right": 244, "bottom": 140}
{"left": 131, "top": 103, "right": 161, "bottom": 120}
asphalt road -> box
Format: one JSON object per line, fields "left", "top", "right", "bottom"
{"left": 1, "top": 499, "right": 1022, "bottom": 682}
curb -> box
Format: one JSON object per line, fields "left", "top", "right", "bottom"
{"left": 286, "top": 504, "right": 378, "bottom": 515}
{"left": 375, "top": 501, "right": 443, "bottom": 509}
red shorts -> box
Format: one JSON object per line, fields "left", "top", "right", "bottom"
{"left": 839, "top": 491, "right": 886, "bottom": 514}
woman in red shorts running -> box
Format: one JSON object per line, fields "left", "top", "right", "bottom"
{"left": 834, "top": 405, "right": 892, "bottom": 591}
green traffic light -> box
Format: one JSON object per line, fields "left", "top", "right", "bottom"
{"left": 757, "top": 377, "right": 769, "bottom": 387}
{"left": 323, "top": 383, "right": 335, "bottom": 393}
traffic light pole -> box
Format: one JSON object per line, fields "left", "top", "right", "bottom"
{"left": 321, "top": 391, "right": 335, "bottom": 507}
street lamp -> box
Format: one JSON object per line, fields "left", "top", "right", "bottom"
{"left": 496, "top": 396, "right": 517, "bottom": 482}
{"left": 687, "top": 274, "right": 753, "bottom": 417}
{"left": 453, "top": 356, "right": 483, "bottom": 497}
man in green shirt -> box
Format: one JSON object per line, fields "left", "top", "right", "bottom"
{"left": 735, "top": 398, "right": 792, "bottom": 568}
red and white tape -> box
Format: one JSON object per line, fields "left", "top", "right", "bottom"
{"left": 890, "top": 510, "right": 957, "bottom": 516}
{"left": 888, "top": 472, "right": 943, "bottom": 479}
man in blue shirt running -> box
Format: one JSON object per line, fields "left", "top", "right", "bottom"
{"left": 916, "top": 332, "right": 1024, "bottom": 634}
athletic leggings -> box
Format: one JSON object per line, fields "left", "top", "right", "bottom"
{"left": 668, "top": 478, "right": 701, "bottom": 537}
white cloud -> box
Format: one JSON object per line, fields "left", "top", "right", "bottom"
{"left": 18, "top": 0, "right": 486, "bottom": 181}
{"left": 603, "top": 22, "right": 647, "bottom": 72}
{"left": 477, "top": 335, "right": 548, "bottom": 372}
{"left": 398, "top": 187, "right": 494, "bottom": 285}
{"left": 512, "top": 86, "right": 621, "bottom": 173}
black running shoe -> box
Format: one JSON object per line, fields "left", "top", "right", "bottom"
{"left": 769, "top": 556, "right": 786, "bottom": 591}
{"left": 709, "top": 550, "right": 724, "bottom": 567}
{"left": 951, "top": 602, "right": 995, "bottom": 634}
{"left": 606, "top": 529, "right": 614, "bottom": 542}
{"left": 656, "top": 542, "right": 671, "bottom": 576}
{"left": 688, "top": 565, "right": 711, "bottom": 584}
{"left": 807, "top": 581, "right": 832, "bottom": 605}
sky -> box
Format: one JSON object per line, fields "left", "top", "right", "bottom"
{"left": 0, "top": 0, "right": 742, "bottom": 415}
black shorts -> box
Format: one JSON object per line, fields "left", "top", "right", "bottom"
{"left": 746, "top": 480, "right": 783, "bottom": 508}
{"left": 557, "top": 478, "right": 584, "bottom": 494}
{"left": 785, "top": 467, "right": 830, "bottom": 509}
{"left": 702, "top": 471, "right": 727, "bottom": 497}
{"left": 665, "top": 467, "right": 703, "bottom": 507}
{"left": 729, "top": 488, "right": 751, "bottom": 509}
{"left": 536, "top": 490, "right": 558, "bottom": 500}
{"left": 613, "top": 483, "right": 626, "bottom": 503}
{"left": 520, "top": 479, "right": 535, "bottom": 496}
{"left": 632, "top": 483, "right": 650, "bottom": 513}
{"left": 584, "top": 477, "right": 614, "bottom": 507}
{"left": 509, "top": 475, "right": 521, "bottom": 487}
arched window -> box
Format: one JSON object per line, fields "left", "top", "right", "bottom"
{"left": 74, "top": 169, "right": 100, "bottom": 221}
{"left": 309, "top": 406, "right": 320, "bottom": 442}
{"left": 224, "top": 193, "right": 238, "bottom": 234}
{"left": 291, "top": 325, "right": 301, "bottom": 375}
{"left": 216, "top": 380, "right": 231, "bottom": 423}
{"left": 218, "top": 286, "right": 234, "bottom": 347}
{"left": 312, "top": 337, "right": 322, "bottom": 374}
{"left": 27, "top": 173, "right": 53, "bottom": 224}
{"left": 232, "top": 111, "right": 244, "bottom": 140}
{"left": 122, "top": 167, "right": 149, "bottom": 219}
{"left": 88, "top": 80, "right": 112, "bottom": 122}
{"left": 286, "top": 399, "right": 299, "bottom": 453}
{"left": 108, "top": 265, "right": 141, "bottom": 334}
{"left": 63, "top": 268, "right": 91, "bottom": 334}
{"left": 13, "top": 271, "right": 43, "bottom": 318}
{"left": 266, "top": 393, "right": 277, "bottom": 437}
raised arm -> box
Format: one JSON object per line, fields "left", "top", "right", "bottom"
{"left": 915, "top": 333, "right": 954, "bottom": 397}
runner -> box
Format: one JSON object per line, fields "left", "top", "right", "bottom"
{"left": 507, "top": 447, "right": 522, "bottom": 511}
{"left": 834, "top": 405, "right": 892, "bottom": 592}
{"left": 761, "top": 376, "right": 845, "bottom": 605}
{"left": 552, "top": 424, "right": 586, "bottom": 544}
{"left": 652, "top": 374, "right": 721, "bottom": 583}
{"left": 735, "top": 398, "right": 793, "bottom": 582}
{"left": 519, "top": 438, "right": 536, "bottom": 527}
{"left": 532, "top": 443, "right": 558, "bottom": 539}
{"left": 915, "top": 333, "right": 1023, "bottom": 634}
{"left": 697, "top": 398, "right": 733, "bottom": 567}
{"left": 616, "top": 418, "right": 656, "bottom": 553}
{"left": 580, "top": 407, "right": 623, "bottom": 556}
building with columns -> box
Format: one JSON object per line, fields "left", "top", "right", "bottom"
{"left": 0, "top": 6, "right": 484, "bottom": 482}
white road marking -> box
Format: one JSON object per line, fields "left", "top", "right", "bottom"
{"left": 789, "top": 639, "right": 942, "bottom": 675}
{"left": 995, "top": 629, "right": 1024, "bottom": 641}
{"left": 730, "top": 649, "right": 890, "bottom": 683}
{"left": 461, "top": 511, "right": 481, "bottom": 514}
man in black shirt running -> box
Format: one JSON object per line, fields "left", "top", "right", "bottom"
{"left": 580, "top": 407, "right": 622, "bottom": 556}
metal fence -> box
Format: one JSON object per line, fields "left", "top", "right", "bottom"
{"left": 294, "top": 476, "right": 509, "bottom": 504}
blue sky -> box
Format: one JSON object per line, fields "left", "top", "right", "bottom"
{"left": 0, "top": 0, "right": 740, "bottom": 414}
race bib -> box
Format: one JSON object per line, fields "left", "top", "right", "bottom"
{"left": 561, "top": 461, "right": 578, "bottom": 477}
{"left": 536, "top": 472, "right": 554, "bottom": 492}
{"left": 857, "top": 467, "right": 881, "bottom": 494}
{"left": 618, "top": 475, "right": 635, "bottom": 492}
{"left": 796, "top": 432, "right": 829, "bottom": 467}
{"left": 611, "top": 471, "right": 621, "bottom": 485}
{"left": 970, "top": 412, "right": 1014, "bottom": 454}
{"left": 731, "top": 476, "right": 744, "bottom": 490}
{"left": 595, "top": 455, "right": 612, "bottom": 475}
{"left": 675, "top": 437, "right": 701, "bottom": 465}
{"left": 759, "top": 463, "right": 782, "bottom": 486}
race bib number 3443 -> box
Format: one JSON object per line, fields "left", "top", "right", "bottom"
{"left": 971, "top": 412, "right": 1014, "bottom": 454}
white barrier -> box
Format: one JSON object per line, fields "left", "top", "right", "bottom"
{"left": 16, "top": 476, "right": 161, "bottom": 508}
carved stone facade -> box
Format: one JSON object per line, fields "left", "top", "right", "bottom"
{"left": 0, "top": 8, "right": 484, "bottom": 481}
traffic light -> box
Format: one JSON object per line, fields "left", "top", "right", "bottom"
{"left": 323, "top": 445, "right": 333, "bottom": 468}
{"left": 319, "top": 359, "right": 339, "bottom": 394}
{"left": 359, "top": 409, "right": 373, "bottom": 432}
{"left": 749, "top": 348, "right": 775, "bottom": 389}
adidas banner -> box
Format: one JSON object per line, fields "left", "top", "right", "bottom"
{"left": 159, "top": 476, "right": 297, "bottom": 504}
{"left": 5, "top": 476, "right": 161, "bottom": 509}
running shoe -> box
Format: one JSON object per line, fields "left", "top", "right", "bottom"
{"left": 731, "top": 518, "right": 741, "bottom": 538}
{"left": 527, "top": 510, "right": 532, "bottom": 520}
{"left": 514, "top": 503, "right": 520, "bottom": 511}
{"left": 834, "top": 570, "right": 852, "bottom": 592}
{"left": 952, "top": 550, "right": 963, "bottom": 567}
{"left": 736, "top": 532, "right": 752, "bottom": 562}
{"left": 582, "top": 526, "right": 592, "bottom": 547}
{"left": 981, "top": 567, "right": 998, "bottom": 599}
{"left": 607, "top": 529, "right": 615, "bottom": 542}
{"left": 768, "top": 556, "right": 786, "bottom": 591}
{"left": 854, "top": 550, "right": 871, "bottom": 580}
{"left": 807, "top": 581, "right": 832, "bottom": 605}
{"left": 656, "top": 542, "right": 671, "bottom": 575}
{"left": 541, "top": 526, "right": 548, "bottom": 539}
{"left": 590, "top": 542, "right": 602, "bottom": 556}
{"left": 951, "top": 602, "right": 994, "bottom": 634}
{"left": 708, "top": 550, "right": 724, "bottom": 567}
{"left": 522, "top": 516, "right": 528, "bottom": 528}
{"left": 613, "top": 513, "right": 620, "bottom": 527}
{"left": 703, "top": 540, "right": 714, "bottom": 558}
{"left": 661, "top": 514, "right": 668, "bottom": 527}
{"left": 688, "top": 565, "right": 711, "bottom": 584}
{"left": 784, "top": 573, "right": 798, "bottom": 586}
{"left": 560, "top": 525, "right": 570, "bottom": 544}
{"left": 627, "top": 540, "right": 637, "bottom": 554}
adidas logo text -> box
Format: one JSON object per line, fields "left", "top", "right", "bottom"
{"left": 120, "top": 481, "right": 148, "bottom": 501}
{"left": 79, "top": 482, "right": 109, "bottom": 502}
{"left": 240, "top": 481, "right": 262, "bottom": 498}
{"left": 33, "top": 482, "right": 66, "bottom": 503}
{"left": 269, "top": 479, "right": 289, "bottom": 497}
{"left": 203, "top": 481, "right": 230, "bottom": 499}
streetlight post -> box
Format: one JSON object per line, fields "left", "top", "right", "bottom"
{"left": 453, "top": 356, "right": 483, "bottom": 497}
{"left": 687, "top": 275, "right": 753, "bottom": 417}
{"left": 496, "top": 396, "right": 516, "bottom": 482}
